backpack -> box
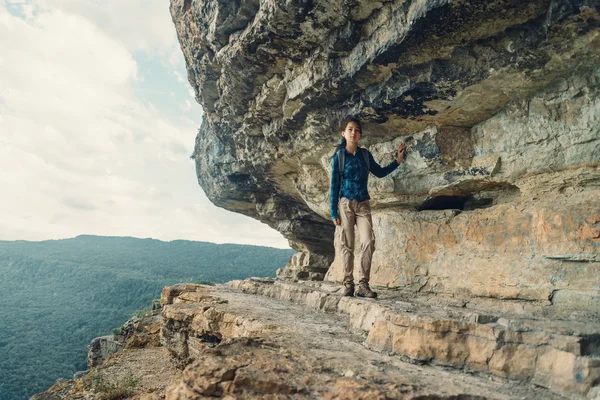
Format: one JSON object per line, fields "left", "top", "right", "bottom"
{"left": 337, "top": 147, "right": 370, "bottom": 181}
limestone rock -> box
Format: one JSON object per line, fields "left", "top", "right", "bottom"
{"left": 326, "top": 182, "right": 600, "bottom": 302}
{"left": 32, "top": 310, "right": 179, "bottom": 400}
{"left": 161, "top": 282, "right": 570, "bottom": 399}
{"left": 33, "top": 281, "right": 599, "bottom": 399}
{"left": 86, "top": 335, "right": 125, "bottom": 368}
{"left": 171, "top": 0, "right": 600, "bottom": 287}
{"left": 85, "top": 309, "right": 163, "bottom": 370}
{"left": 229, "top": 278, "right": 600, "bottom": 398}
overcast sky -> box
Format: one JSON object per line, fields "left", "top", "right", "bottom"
{"left": 0, "top": 0, "right": 289, "bottom": 248}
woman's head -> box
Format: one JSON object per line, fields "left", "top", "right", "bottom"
{"left": 334, "top": 116, "right": 362, "bottom": 154}
{"left": 339, "top": 117, "right": 362, "bottom": 141}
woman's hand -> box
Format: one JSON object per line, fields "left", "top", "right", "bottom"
{"left": 333, "top": 218, "right": 341, "bottom": 226}
{"left": 397, "top": 142, "right": 407, "bottom": 163}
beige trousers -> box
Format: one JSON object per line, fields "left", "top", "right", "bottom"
{"left": 337, "top": 197, "right": 376, "bottom": 285}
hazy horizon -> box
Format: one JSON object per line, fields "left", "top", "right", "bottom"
{"left": 0, "top": 233, "right": 293, "bottom": 249}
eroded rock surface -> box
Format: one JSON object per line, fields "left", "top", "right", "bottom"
{"left": 87, "top": 335, "right": 125, "bottom": 368}
{"left": 160, "top": 283, "right": 573, "bottom": 399}
{"left": 32, "top": 281, "right": 600, "bottom": 398}
{"left": 31, "top": 310, "right": 176, "bottom": 400}
{"left": 229, "top": 278, "right": 600, "bottom": 398}
{"left": 171, "top": 0, "right": 600, "bottom": 298}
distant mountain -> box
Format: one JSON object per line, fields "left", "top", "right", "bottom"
{"left": 0, "top": 235, "right": 295, "bottom": 400}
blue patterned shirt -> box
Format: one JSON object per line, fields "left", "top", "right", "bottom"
{"left": 330, "top": 147, "right": 399, "bottom": 220}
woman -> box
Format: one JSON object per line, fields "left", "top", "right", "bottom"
{"left": 330, "top": 117, "right": 407, "bottom": 298}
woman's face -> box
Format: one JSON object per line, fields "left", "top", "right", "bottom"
{"left": 341, "top": 121, "right": 361, "bottom": 144}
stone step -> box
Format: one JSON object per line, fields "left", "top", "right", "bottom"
{"left": 160, "top": 282, "right": 569, "bottom": 399}
{"left": 227, "top": 278, "right": 600, "bottom": 399}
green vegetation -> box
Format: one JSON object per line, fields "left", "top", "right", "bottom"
{"left": 0, "top": 235, "right": 294, "bottom": 400}
{"left": 83, "top": 370, "right": 140, "bottom": 400}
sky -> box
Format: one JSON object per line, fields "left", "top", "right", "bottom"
{"left": 0, "top": 0, "right": 290, "bottom": 248}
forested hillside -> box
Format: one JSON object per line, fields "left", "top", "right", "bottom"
{"left": 0, "top": 235, "right": 294, "bottom": 400}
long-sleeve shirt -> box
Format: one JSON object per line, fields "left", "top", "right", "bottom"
{"left": 330, "top": 147, "right": 399, "bottom": 220}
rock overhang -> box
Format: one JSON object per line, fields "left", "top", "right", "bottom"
{"left": 172, "top": 0, "right": 600, "bottom": 292}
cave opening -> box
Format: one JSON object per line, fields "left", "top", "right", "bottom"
{"left": 416, "top": 195, "right": 494, "bottom": 211}
{"left": 581, "top": 334, "right": 600, "bottom": 356}
{"left": 198, "top": 331, "right": 222, "bottom": 347}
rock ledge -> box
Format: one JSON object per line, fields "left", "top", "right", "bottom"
{"left": 32, "top": 280, "right": 600, "bottom": 399}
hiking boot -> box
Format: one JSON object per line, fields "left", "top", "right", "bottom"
{"left": 342, "top": 283, "right": 354, "bottom": 297}
{"left": 356, "top": 282, "right": 377, "bottom": 298}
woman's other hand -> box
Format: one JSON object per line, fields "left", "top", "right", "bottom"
{"left": 397, "top": 142, "right": 407, "bottom": 163}
{"left": 333, "top": 218, "right": 341, "bottom": 226}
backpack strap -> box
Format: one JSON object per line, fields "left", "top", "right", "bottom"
{"left": 361, "top": 148, "right": 370, "bottom": 171}
{"left": 337, "top": 149, "right": 345, "bottom": 181}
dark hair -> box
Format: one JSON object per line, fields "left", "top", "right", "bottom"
{"left": 333, "top": 116, "right": 362, "bottom": 155}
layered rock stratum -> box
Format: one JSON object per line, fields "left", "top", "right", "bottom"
{"left": 171, "top": 0, "right": 599, "bottom": 303}
{"left": 32, "top": 282, "right": 600, "bottom": 399}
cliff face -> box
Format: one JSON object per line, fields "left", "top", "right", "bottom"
{"left": 170, "top": 0, "right": 600, "bottom": 300}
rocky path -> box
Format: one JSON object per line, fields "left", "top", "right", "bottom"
{"left": 161, "top": 282, "right": 579, "bottom": 399}
{"left": 228, "top": 279, "right": 600, "bottom": 398}
{"left": 33, "top": 280, "right": 599, "bottom": 399}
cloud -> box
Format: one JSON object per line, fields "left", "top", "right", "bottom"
{"left": 181, "top": 100, "right": 192, "bottom": 112}
{"left": 0, "top": 1, "right": 290, "bottom": 249}
{"left": 62, "top": 197, "right": 97, "bottom": 211}
{"left": 13, "top": 0, "right": 177, "bottom": 54}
